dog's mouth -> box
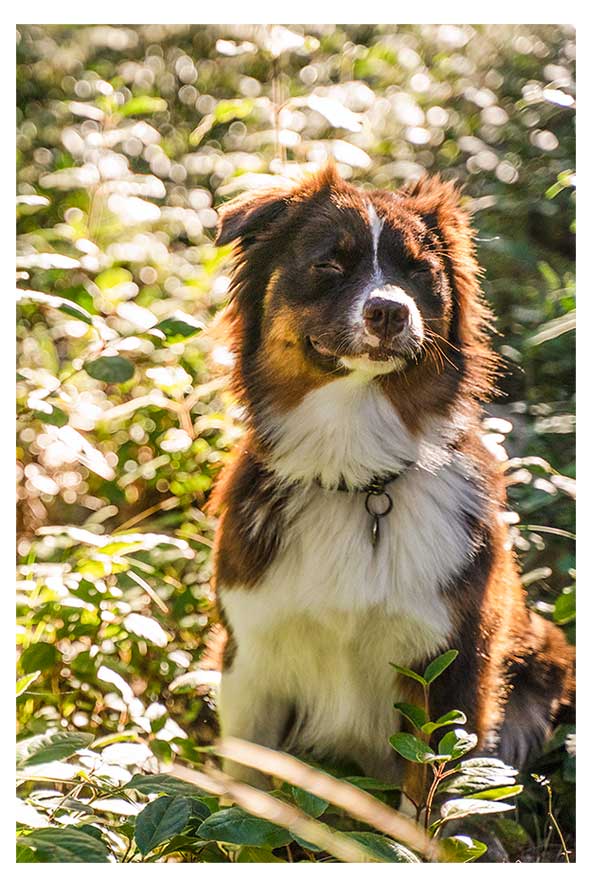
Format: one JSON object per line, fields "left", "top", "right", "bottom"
{"left": 306, "top": 334, "right": 421, "bottom": 373}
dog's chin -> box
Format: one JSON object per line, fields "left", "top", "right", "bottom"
{"left": 339, "top": 353, "right": 409, "bottom": 376}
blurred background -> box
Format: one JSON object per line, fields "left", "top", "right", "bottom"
{"left": 16, "top": 24, "right": 575, "bottom": 861}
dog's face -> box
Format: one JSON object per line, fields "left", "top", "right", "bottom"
{"left": 217, "top": 165, "right": 494, "bottom": 422}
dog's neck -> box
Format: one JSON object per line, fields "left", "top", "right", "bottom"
{"left": 257, "top": 372, "right": 463, "bottom": 490}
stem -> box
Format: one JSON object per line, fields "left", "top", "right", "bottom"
{"left": 547, "top": 784, "right": 570, "bottom": 863}
{"left": 424, "top": 763, "right": 445, "bottom": 831}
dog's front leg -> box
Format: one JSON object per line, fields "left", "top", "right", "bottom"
{"left": 218, "top": 651, "right": 290, "bottom": 788}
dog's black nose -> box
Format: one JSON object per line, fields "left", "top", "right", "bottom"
{"left": 363, "top": 297, "right": 410, "bottom": 340}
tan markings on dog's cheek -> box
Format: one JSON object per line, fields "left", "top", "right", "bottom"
{"left": 258, "top": 307, "right": 331, "bottom": 411}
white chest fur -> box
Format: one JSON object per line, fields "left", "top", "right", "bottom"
{"left": 219, "top": 374, "right": 483, "bottom": 777}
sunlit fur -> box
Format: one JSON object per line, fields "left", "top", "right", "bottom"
{"left": 209, "top": 165, "right": 574, "bottom": 793}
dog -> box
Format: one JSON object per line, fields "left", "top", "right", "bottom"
{"left": 209, "top": 164, "right": 574, "bottom": 797}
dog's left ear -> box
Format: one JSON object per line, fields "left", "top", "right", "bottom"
{"left": 215, "top": 188, "right": 291, "bottom": 248}
{"left": 400, "top": 175, "right": 472, "bottom": 244}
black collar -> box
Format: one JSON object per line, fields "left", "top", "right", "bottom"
{"left": 315, "top": 463, "right": 415, "bottom": 494}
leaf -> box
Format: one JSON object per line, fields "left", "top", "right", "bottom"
{"left": 19, "top": 641, "right": 57, "bottom": 672}
{"left": 156, "top": 315, "right": 204, "bottom": 342}
{"left": 347, "top": 832, "right": 420, "bottom": 863}
{"left": 290, "top": 785, "right": 329, "bottom": 818}
{"left": 342, "top": 776, "right": 400, "bottom": 792}
{"left": 440, "top": 835, "right": 488, "bottom": 862}
{"left": 16, "top": 671, "right": 41, "bottom": 697}
{"left": 197, "top": 806, "right": 292, "bottom": 848}
{"left": 389, "top": 662, "right": 426, "bottom": 685}
{"left": 134, "top": 796, "right": 192, "bottom": 856}
{"left": 438, "top": 729, "right": 478, "bottom": 760}
{"left": 389, "top": 732, "right": 434, "bottom": 763}
{"left": 118, "top": 95, "right": 167, "bottom": 117}
{"left": 422, "top": 710, "right": 467, "bottom": 735}
{"left": 439, "top": 797, "right": 515, "bottom": 822}
{"left": 394, "top": 702, "right": 428, "bottom": 731}
{"left": 237, "top": 847, "right": 287, "bottom": 862}
{"left": 441, "top": 758, "right": 518, "bottom": 795}
{"left": 553, "top": 587, "right": 576, "bottom": 624}
{"left": 16, "top": 730, "right": 94, "bottom": 768}
{"left": 467, "top": 784, "right": 523, "bottom": 801}
{"left": 85, "top": 355, "right": 135, "bottom": 383}
{"left": 33, "top": 404, "right": 68, "bottom": 427}
{"left": 17, "top": 826, "right": 110, "bottom": 863}
{"left": 17, "top": 288, "right": 92, "bottom": 323}
{"left": 423, "top": 649, "right": 459, "bottom": 684}
{"left": 126, "top": 773, "right": 211, "bottom": 799}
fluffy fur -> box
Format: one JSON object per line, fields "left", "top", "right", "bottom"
{"left": 209, "top": 165, "right": 574, "bottom": 794}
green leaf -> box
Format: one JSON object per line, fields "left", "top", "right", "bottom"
{"left": 156, "top": 316, "right": 204, "bottom": 342}
{"left": 347, "top": 832, "right": 421, "bottom": 863}
{"left": 17, "top": 289, "right": 93, "bottom": 324}
{"left": 439, "top": 797, "right": 515, "bottom": 822}
{"left": 135, "top": 796, "right": 192, "bottom": 856}
{"left": 290, "top": 785, "right": 329, "bottom": 818}
{"left": 342, "top": 776, "right": 400, "bottom": 792}
{"left": 440, "top": 835, "right": 488, "bottom": 862}
{"left": 17, "top": 730, "right": 94, "bottom": 768}
{"left": 197, "top": 807, "right": 292, "bottom": 848}
{"left": 33, "top": 404, "right": 69, "bottom": 427}
{"left": 16, "top": 670, "right": 41, "bottom": 697}
{"left": 553, "top": 586, "right": 576, "bottom": 624}
{"left": 17, "top": 826, "right": 110, "bottom": 862}
{"left": 441, "top": 758, "right": 518, "bottom": 795}
{"left": 423, "top": 649, "right": 459, "bottom": 684}
{"left": 389, "top": 662, "right": 426, "bottom": 685}
{"left": 126, "top": 773, "right": 209, "bottom": 799}
{"left": 118, "top": 95, "right": 168, "bottom": 117}
{"left": 389, "top": 732, "right": 434, "bottom": 763}
{"left": 394, "top": 702, "right": 428, "bottom": 731}
{"left": 438, "top": 729, "right": 478, "bottom": 760}
{"left": 19, "top": 641, "right": 57, "bottom": 672}
{"left": 85, "top": 355, "right": 135, "bottom": 383}
{"left": 422, "top": 710, "right": 467, "bottom": 735}
{"left": 467, "top": 784, "right": 523, "bottom": 801}
{"left": 237, "top": 847, "right": 287, "bottom": 862}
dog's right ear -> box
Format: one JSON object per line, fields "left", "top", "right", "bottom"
{"left": 215, "top": 189, "right": 290, "bottom": 248}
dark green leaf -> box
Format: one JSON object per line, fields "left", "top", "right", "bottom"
{"left": 85, "top": 356, "right": 135, "bottom": 383}
{"left": 156, "top": 316, "right": 203, "bottom": 342}
{"left": 17, "top": 729, "right": 94, "bottom": 768}
{"left": 197, "top": 806, "right": 292, "bottom": 848}
{"left": 237, "top": 847, "right": 287, "bottom": 862}
{"left": 347, "top": 832, "right": 421, "bottom": 863}
{"left": 19, "top": 641, "right": 57, "bottom": 672}
{"left": 422, "top": 710, "right": 467, "bottom": 735}
{"left": 290, "top": 785, "right": 329, "bottom": 818}
{"left": 17, "top": 827, "right": 110, "bottom": 863}
{"left": 33, "top": 405, "right": 68, "bottom": 427}
{"left": 389, "top": 662, "right": 426, "bottom": 685}
{"left": 389, "top": 732, "right": 434, "bottom": 763}
{"left": 126, "top": 773, "right": 209, "bottom": 799}
{"left": 438, "top": 729, "right": 478, "bottom": 760}
{"left": 440, "top": 835, "right": 488, "bottom": 862}
{"left": 135, "top": 796, "right": 192, "bottom": 855}
{"left": 343, "top": 776, "right": 400, "bottom": 792}
{"left": 394, "top": 702, "right": 428, "bottom": 731}
{"left": 423, "top": 649, "right": 459, "bottom": 684}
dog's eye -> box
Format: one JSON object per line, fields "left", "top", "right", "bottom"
{"left": 313, "top": 260, "right": 343, "bottom": 275}
{"left": 408, "top": 263, "right": 432, "bottom": 280}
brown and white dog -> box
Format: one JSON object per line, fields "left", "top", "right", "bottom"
{"left": 209, "top": 164, "right": 574, "bottom": 796}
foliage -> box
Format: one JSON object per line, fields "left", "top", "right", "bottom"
{"left": 17, "top": 23, "right": 575, "bottom": 862}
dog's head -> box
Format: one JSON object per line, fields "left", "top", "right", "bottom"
{"left": 216, "top": 164, "right": 496, "bottom": 427}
